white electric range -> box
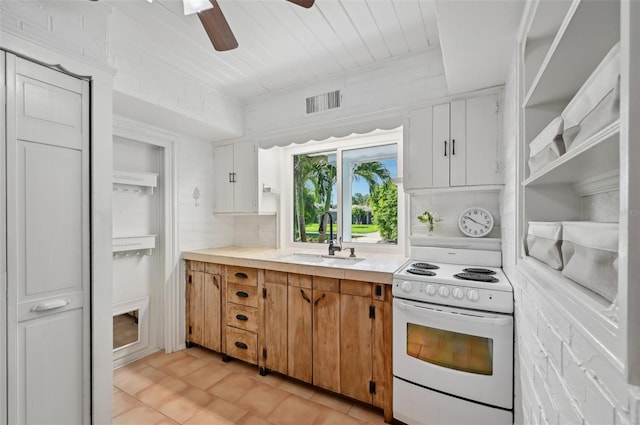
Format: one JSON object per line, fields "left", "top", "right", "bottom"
{"left": 392, "top": 247, "right": 514, "bottom": 425}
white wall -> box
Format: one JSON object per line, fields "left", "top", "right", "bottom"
{"left": 178, "top": 136, "right": 234, "bottom": 250}
{"left": 108, "top": 7, "right": 243, "bottom": 141}
{"left": 244, "top": 48, "right": 448, "bottom": 137}
{"left": 501, "top": 54, "right": 640, "bottom": 425}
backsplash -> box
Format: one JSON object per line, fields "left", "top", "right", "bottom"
{"left": 233, "top": 215, "right": 278, "bottom": 248}
{"left": 410, "top": 191, "right": 501, "bottom": 239}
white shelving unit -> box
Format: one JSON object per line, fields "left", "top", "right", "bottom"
{"left": 112, "top": 235, "right": 156, "bottom": 257}
{"left": 517, "top": 0, "right": 639, "bottom": 379}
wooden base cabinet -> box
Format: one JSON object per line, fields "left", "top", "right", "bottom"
{"left": 261, "top": 274, "right": 393, "bottom": 422}
{"left": 185, "top": 261, "right": 221, "bottom": 352}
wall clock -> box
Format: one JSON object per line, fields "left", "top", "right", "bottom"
{"left": 458, "top": 207, "right": 494, "bottom": 238}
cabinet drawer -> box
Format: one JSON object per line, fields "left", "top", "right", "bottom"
{"left": 226, "top": 266, "right": 258, "bottom": 286}
{"left": 227, "top": 303, "right": 259, "bottom": 333}
{"left": 227, "top": 283, "right": 259, "bottom": 307}
{"left": 226, "top": 327, "right": 258, "bottom": 365}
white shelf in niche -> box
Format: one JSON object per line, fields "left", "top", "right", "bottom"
{"left": 523, "top": 0, "right": 619, "bottom": 107}
{"left": 406, "top": 185, "right": 503, "bottom": 196}
{"left": 113, "top": 235, "right": 156, "bottom": 256}
{"left": 523, "top": 120, "right": 619, "bottom": 187}
{"left": 113, "top": 170, "right": 158, "bottom": 194}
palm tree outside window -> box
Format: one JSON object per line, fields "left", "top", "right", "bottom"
{"left": 292, "top": 143, "right": 398, "bottom": 245}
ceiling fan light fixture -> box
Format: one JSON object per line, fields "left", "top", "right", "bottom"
{"left": 183, "top": 0, "right": 213, "bottom": 16}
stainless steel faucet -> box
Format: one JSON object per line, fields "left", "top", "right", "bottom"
{"left": 318, "top": 211, "right": 341, "bottom": 255}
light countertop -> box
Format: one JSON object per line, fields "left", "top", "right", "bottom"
{"left": 181, "top": 246, "right": 409, "bottom": 284}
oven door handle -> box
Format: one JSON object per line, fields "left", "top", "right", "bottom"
{"left": 395, "top": 300, "right": 512, "bottom": 326}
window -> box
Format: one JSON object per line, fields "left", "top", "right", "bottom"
{"left": 292, "top": 141, "right": 398, "bottom": 246}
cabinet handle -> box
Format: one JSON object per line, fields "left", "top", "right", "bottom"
{"left": 300, "top": 289, "right": 311, "bottom": 303}
{"left": 235, "top": 272, "right": 248, "bottom": 279}
{"left": 235, "top": 314, "right": 249, "bottom": 321}
{"left": 314, "top": 293, "right": 326, "bottom": 306}
{"left": 228, "top": 172, "right": 233, "bottom": 183}
{"left": 235, "top": 341, "right": 248, "bottom": 350}
{"left": 444, "top": 140, "right": 447, "bottom": 157}
{"left": 452, "top": 139, "right": 456, "bottom": 155}
{"left": 31, "top": 298, "right": 69, "bottom": 312}
{"left": 231, "top": 172, "right": 237, "bottom": 183}
{"left": 212, "top": 276, "right": 219, "bottom": 288}
{"left": 236, "top": 291, "right": 249, "bottom": 298}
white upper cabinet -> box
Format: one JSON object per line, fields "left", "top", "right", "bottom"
{"left": 214, "top": 139, "right": 258, "bottom": 213}
{"left": 404, "top": 91, "right": 501, "bottom": 191}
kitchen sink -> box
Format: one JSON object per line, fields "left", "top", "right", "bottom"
{"left": 278, "top": 252, "right": 365, "bottom": 265}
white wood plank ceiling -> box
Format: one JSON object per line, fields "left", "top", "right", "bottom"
{"left": 109, "top": 0, "right": 440, "bottom": 100}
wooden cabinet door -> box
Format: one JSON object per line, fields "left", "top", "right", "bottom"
{"left": 466, "top": 93, "right": 500, "bottom": 185}
{"left": 203, "top": 273, "right": 221, "bottom": 352}
{"left": 264, "top": 271, "right": 288, "bottom": 374}
{"left": 340, "top": 293, "right": 373, "bottom": 404}
{"left": 432, "top": 102, "right": 451, "bottom": 188}
{"left": 312, "top": 281, "right": 341, "bottom": 393}
{"left": 186, "top": 270, "right": 205, "bottom": 346}
{"left": 449, "top": 99, "right": 467, "bottom": 187}
{"left": 404, "top": 106, "right": 434, "bottom": 190}
{"left": 287, "top": 285, "right": 313, "bottom": 383}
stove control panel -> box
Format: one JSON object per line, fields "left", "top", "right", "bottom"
{"left": 392, "top": 279, "right": 513, "bottom": 313}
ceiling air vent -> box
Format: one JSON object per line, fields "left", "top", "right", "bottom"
{"left": 306, "top": 90, "right": 342, "bottom": 114}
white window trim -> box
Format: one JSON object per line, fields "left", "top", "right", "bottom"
{"left": 280, "top": 127, "right": 405, "bottom": 255}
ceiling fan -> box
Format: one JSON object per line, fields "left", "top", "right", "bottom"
{"left": 187, "top": 0, "right": 315, "bottom": 51}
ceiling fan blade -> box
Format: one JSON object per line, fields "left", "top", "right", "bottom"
{"left": 287, "top": 0, "right": 315, "bottom": 8}
{"left": 197, "top": 0, "right": 238, "bottom": 51}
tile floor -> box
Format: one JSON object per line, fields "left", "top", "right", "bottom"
{"left": 113, "top": 347, "right": 387, "bottom": 425}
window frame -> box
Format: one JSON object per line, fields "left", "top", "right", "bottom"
{"left": 282, "top": 128, "right": 405, "bottom": 254}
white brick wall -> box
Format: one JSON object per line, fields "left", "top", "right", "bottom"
{"left": 501, "top": 53, "right": 640, "bottom": 425}
{"left": 244, "top": 48, "right": 448, "bottom": 136}
{"left": 178, "top": 137, "right": 233, "bottom": 250}
{"left": 0, "top": 0, "right": 110, "bottom": 64}
{"left": 108, "top": 8, "right": 243, "bottom": 139}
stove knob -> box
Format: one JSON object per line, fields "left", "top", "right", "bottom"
{"left": 452, "top": 287, "right": 465, "bottom": 299}
{"left": 467, "top": 289, "right": 480, "bottom": 302}
{"left": 438, "top": 286, "right": 450, "bottom": 298}
{"left": 425, "top": 284, "right": 437, "bottom": 296}
{"left": 400, "top": 281, "right": 413, "bottom": 293}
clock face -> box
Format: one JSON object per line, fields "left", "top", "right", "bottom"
{"left": 459, "top": 207, "right": 494, "bottom": 238}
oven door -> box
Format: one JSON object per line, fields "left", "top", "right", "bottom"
{"left": 393, "top": 298, "right": 513, "bottom": 409}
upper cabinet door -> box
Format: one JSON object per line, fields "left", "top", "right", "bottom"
{"left": 449, "top": 99, "right": 467, "bottom": 187}
{"left": 232, "top": 140, "right": 257, "bottom": 213}
{"left": 213, "top": 140, "right": 258, "bottom": 213}
{"left": 404, "top": 106, "right": 434, "bottom": 190}
{"left": 432, "top": 103, "right": 451, "bottom": 188}
{"left": 466, "top": 93, "right": 501, "bottom": 185}
{"left": 214, "top": 144, "right": 234, "bottom": 213}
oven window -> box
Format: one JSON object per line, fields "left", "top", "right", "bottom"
{"left": 406, "top": 323, "right": 493, "bottom": 375}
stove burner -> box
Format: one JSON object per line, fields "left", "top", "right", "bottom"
{"left": 411, "top": 262, "right": 440, "bottom": 270}
{"left": 463, "top": 267, "right": 496, "bottom": 275}
{"left": 406, "top": 269, "right": 437, "bottom": 276}
{"left": 454, "top": 272, "right": 499, "bottom": 283}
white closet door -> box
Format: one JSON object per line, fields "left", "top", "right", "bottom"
{"left": 404, "top": 106, "right": 434, "bottom": 190}
{"left": 5, "top": 54, "right": 90, "bottom": 425}
{"left": 214, "top": 144, "right": 234, "bottom": 212}
{"left": 0, "top": 51, "right": 7, "bottom": 425}
{"left": 432, "top": 103, "right": 451, "bottom": 188}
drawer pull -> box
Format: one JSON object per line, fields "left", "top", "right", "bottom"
{"left": 235, "top": 341, "right": 248, "bottom": 350}
{"left": 235, "top": 272, "right": 248, "bottom": 279}
{"left": 235, "top": 314, "right": 249, "bottom": 321}
{"left": 236, "top": 291, "right": 249, "bottom": 298}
